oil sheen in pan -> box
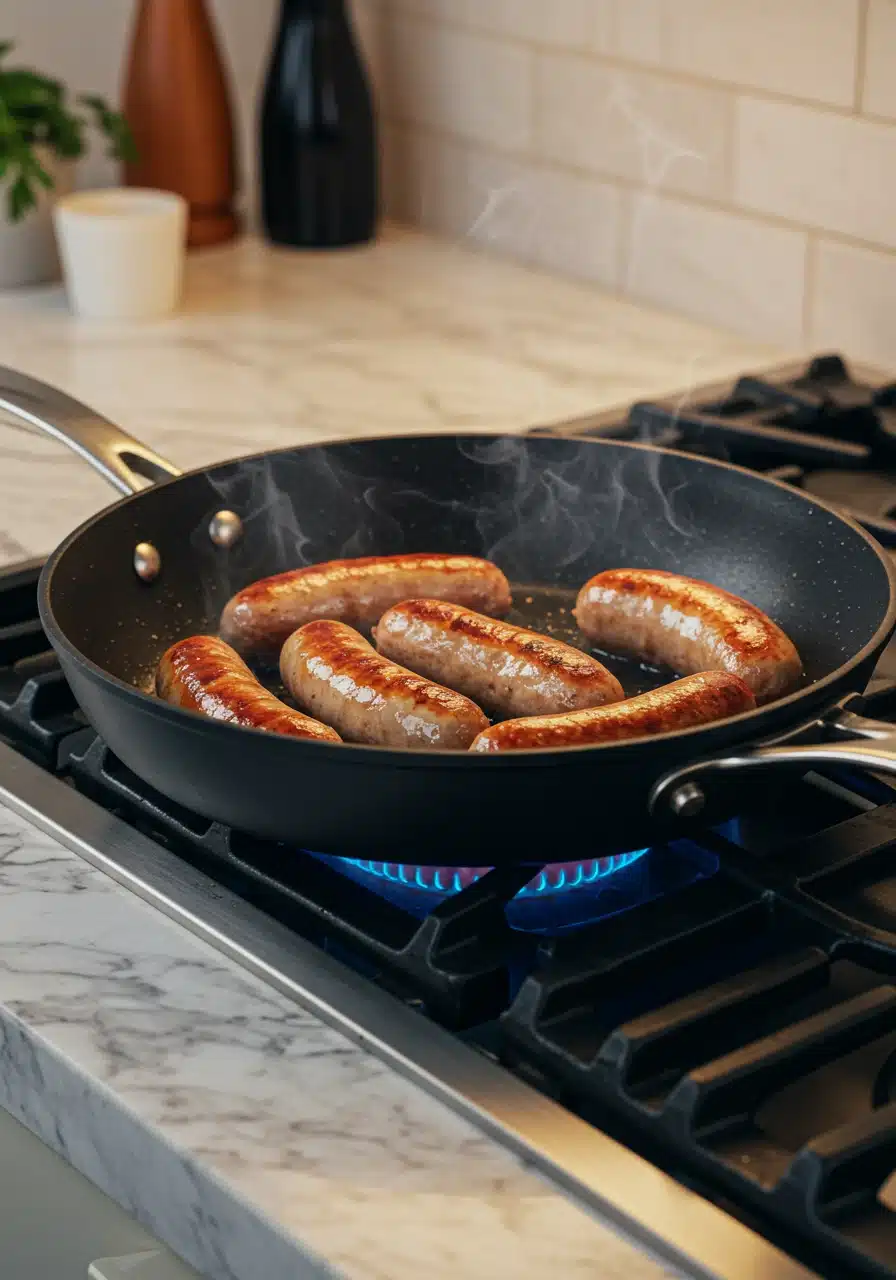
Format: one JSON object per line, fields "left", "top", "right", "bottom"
{"left": 507, "top": 583, "right": 675, "bottom": 700}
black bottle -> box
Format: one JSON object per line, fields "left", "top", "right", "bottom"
{"left": 260, "top": 0, "right": 378, "bottom": 248}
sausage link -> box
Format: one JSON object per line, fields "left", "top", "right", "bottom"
{"left": 280, "top": 619, "right": 489, "bottom": 749}
{"left": 574, "top": 568, "right": 802, "bottom": 704}
{"left": 221, "top": 554, "right": 512, "bottom": 658}
{"left": 373, "top": 598, "right": 623, "bottom": 718}
{"left": 471, "top": 671, "right": 756, "bottom": 752}
{"left": 156, "top": 635, "right": 341, "bottom": 742}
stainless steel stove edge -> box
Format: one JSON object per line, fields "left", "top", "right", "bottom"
{"left": 0, "top": 742, "right": 815, "bottom": 1280}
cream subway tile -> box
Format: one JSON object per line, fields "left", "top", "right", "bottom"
{"left": 388, "top": 130, "right": 471, "bottom": 236}
{"left": 381, "top": 131, "right": 622, "bottom": 287}
{"left": 613, "top": 0, "right": 859, "bottom": 108}
{"left": 863, "top": 0, "right": 896, "bottom": 119}
{"left": 534, "top": 54, "right": 731, "bottom": 201}
{"left": 382, "top": 14, "right": 532, "bottom": 152}
{"left": 234, "top": 82, "right": 262, "bottom": 227}
{"left": 386, "top": 0, "right": 614, "bottom": 51}
{"left": 622, "top": 194, "right": 808, "bottom": 344}
{"left": 736, "top": 97, "right": 896, "bottom": 250}
{"left": 809, "top": 238, "right": 896, "bottom": 369}
{"left": 384, "top": 0, "right": 456, "bottom": 19}
{"left": 466, "top": 154, "right": 622, "bottom": 286}
{"left": 351, "top": 0, "right": 388, "bottom": 105}
{"left": 379, "top": 121, "right": 409, "bottom": 220}
{"left": 211, "top": 0, "right": 280, "bottom": 88}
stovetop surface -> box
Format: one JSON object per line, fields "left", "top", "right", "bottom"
{"left": 535, "top": 352, "right": 896, "bottom": 551}
{"left": 5, "top": 354, "right": 896, "bottom": 1280}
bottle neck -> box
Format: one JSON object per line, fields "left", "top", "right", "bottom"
{"left": 280, "top": 0, "right": 347, "bottom": 16}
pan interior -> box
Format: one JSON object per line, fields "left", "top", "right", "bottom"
{"left": 44, "top": 434, "right": 895, "bottom": 701}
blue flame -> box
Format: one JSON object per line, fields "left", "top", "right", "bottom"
{"left": 344, "top": 849, "right": 649, "bottom": 897}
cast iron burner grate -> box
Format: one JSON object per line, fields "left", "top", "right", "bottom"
{"left": 534, "top": 352, "right": 896, "bottom": 548}
{"left": 9, "top": 355, "right": 896, "bottom": 1277}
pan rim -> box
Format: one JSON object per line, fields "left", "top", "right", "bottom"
{"left": 39, "top": 431, "right": 896, "bottom": 766}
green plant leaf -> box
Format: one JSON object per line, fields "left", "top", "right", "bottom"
{"left": 8, "top": 172, "right": 36, "bottom": 222}
{"left": 0, "top": 96, "right": 17, "bottom": 139}
{"left": 0, "top": 69, "right": 62, "bottom": 111}
{"left": 44, "top": 103, "right": 83, "bottom": 158}
{"left": 0, "top": 53, "right": 135, "bottom": 219}
{"left": 78, "top": 93, "right": 137, "bottom": 163}
{"left": 30, "top": 156, "right": 53, "bottom": 189}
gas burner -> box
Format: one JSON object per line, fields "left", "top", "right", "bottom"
{"left": 344, "top": 850, "right": 649, "bottom": 896}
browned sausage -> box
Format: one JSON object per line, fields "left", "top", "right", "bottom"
{"left": 373, "top": 598, "right": 624, "bottom": 719}
{"left": 280, "top": 620, "right": 489, "bottom": 749}
{"left": 470, "top": 671, "right": 756, "bottom": 752}
{"left": 574, "top": 569, "right": 802, "bottom": 704}
{"left": 156, "top": 635, "right": 341, "bottom": 742}
{"left": 221, "top": 554, "right": 512, "bottom": 658}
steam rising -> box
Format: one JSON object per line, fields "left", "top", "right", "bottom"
{"left": 188, "top": 74, "right": 717, "bottom": 623}
{"left": 190, "top": 434, "right": 698, "bottom": 625}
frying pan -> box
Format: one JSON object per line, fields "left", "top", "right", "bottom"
{"left": 3, "top": 364, "right": 896, "bottom": 865}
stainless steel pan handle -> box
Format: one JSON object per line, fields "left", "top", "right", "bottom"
{"left": 0, "top": 365, "right": 182, "bottom": 496}
{"left": 650, "top": 700, "right": 896, "bottom": 823}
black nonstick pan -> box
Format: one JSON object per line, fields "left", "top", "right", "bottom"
{"left": 4, "top": 365, "right": 896, "bottom": 864}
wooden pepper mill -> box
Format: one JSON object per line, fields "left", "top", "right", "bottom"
{"left": 122, "top": 0, "right": 240, "bottom": 248}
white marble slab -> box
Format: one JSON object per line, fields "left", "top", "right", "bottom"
{"left": 0, "top": 806, "right": 676, "bottom": 1280}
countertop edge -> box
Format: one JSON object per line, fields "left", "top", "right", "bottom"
{"left": 0, "top": 1004, "right": 341, "bottom": 1280}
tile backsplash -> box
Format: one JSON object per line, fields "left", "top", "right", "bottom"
{"left": 368, "top": 0, "right": 896, "bottom": 367}
{"left": 7, "top": 1, "right": 895, "bottom": 369}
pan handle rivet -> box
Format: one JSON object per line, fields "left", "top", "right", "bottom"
{"left": 209, "top": 509, "right": 243, "bottom": 548}
{"left": 134, "top": 541, "right": 161, "bottom": 583}
{"left": 669, "top": 781, "right": 706, "bottom": 819}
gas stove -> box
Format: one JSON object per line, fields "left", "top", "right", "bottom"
{"left": 536, "top": 352, "right": 896, "bottom": 552}
{"left": 4, "top": 354, "right": 896, "bottom": 1280}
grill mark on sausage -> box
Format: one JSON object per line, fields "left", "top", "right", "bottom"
{"left": 574, "top": 568, "right": 802, "bottom": 704}
{"left": 235, "top": 554, "right": 504, "bottom": 603}
{"left": 375, "top": 598, "right": 624, "bottom": 717}
{"left": 395, "top": 598, "right": 610, "bottom": 682}
{"left": 281, "top": 619, "right": 489, "bottom": 748}
{"left": 471, "top": 670, "right": 756, "bottom": 752}
{"left": 220, "top": 553, "right": 512, "bottom": 657}
{"left": 597, "top": 570, "right": 781, "bottom": 661}
{"left": 156, "top": 635, "right": 341, "bottom": 741}
{"left": 298, "top": 619, "right": 480, "bottom": 712}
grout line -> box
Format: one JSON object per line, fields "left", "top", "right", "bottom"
{"left": 380, "top": 114, "right": 896, "bottom": 263}
{"left": 861, "top": 106, "right": 896, "bottom": 126}
{"left": 724, "top": 93, "right": 739, "bottom": 203}
{"left": 523, "top": 45, "right": 538, "bottom": 162}
{"left": 616, "top": 187, "right": 633, "bottom": 295}
{"left": 854, "top": 0, "right": 871, "bottom": 112}
{"left": 802, "top": 234, "right": 819, "bottom": 346}
{"left": 388, "top": 2, "right": 866, "bottom": 121}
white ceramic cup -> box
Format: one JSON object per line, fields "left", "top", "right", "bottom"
{"left": 53, "top": 188, "right": 187, "bottom": 320}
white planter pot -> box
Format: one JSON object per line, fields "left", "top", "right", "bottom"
{"left": 0, "top": 148, "right": 74, "bottom": 289}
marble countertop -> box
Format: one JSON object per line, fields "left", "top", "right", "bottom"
{"left": 0, "top": 227, "right": 783, "bottom": 1280}
{"left": 0, "top": 224, "right": 776, "bottom": 566}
